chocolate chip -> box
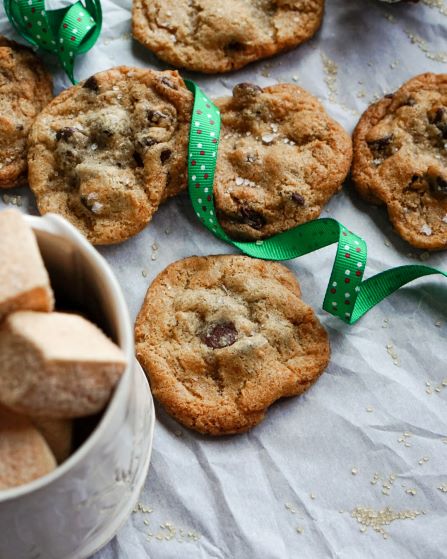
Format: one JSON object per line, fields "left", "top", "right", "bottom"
{"left": 138, "top": 137, "right": 157, "bottom": 148}
{"left": 160, "top": 149, "right": 171, "bottom": 164}
{"left": 55, "top": 127, "right": 76, "bottom": 141}
{"left": 428, "top": 174, "right": 447, "bottom": 198}
{"left": 83, "top": 76, "right": 99, "bottom": 93}
{"left": 367, "top": 133, "right": 395, "bottom": 158}
{"left": 428, "top": 107, "right": 445, "bottom": 124}
{"left": 226, "top": 41, "right": 244, "bottom": 52}
{"left": 240, "top": 205, "right": 266, "bottom": 230}
{"left": 201, "top": 322, "right": 238, "bottom": 349}
{"left": 133, "top": 151, "right": 144, "bottom": 167}
{"left": 291, "top": 193, "right": 305, "bottom": 205}
{"left": 160, "top": 77, "right": 177, "bottom": 90}
{"left": 16, "top": 124, "right": 24, "bottom": 131}
{"left": 384, "top": 93, "right": 394, "bottom": 99}
{"left": 428, "top": 107, "right": 447, "bottom": 138}
{"left": 233, "top": 82, "right": 262, "bottom": 98}
{"left": 147, "top": 110, "right": 169, "bottom": 124}
{"left": 80, "top": 195, "right": 94, "bottom": 211}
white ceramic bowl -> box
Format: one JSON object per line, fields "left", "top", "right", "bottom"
{"left": 0, "top": 213, "right": 155, "bottom": 559}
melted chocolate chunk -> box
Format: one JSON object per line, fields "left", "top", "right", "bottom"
{"left": 160, "top": 77, "right": 177, "bottom": 90}
{"left": 291, "top": 193, "right": 305, "bottom": 205}
{"left": 147, "top": 110, "right": 170, "bottom": 124}
{"left": 133, "top": 151, "right": 144, "bottom": 167}
{"left": 55, "top": 127, "right": 76, "bottom": 141}
{"left": 160, "top": 149, "right": 171, "bottom": 164}
{"left": 240, "top": 205, "right": 266, "bottom": 230}
{"left": 201, "top": 322, "right": 238, "bottom": 349}
{"left": 226, "top": 41, "right": 245, "bottom": 52}
{"left": 233, "top": 82, "right": 262, "bottom": 98}
{"left": 139, "top": 137, "right": 157, "bottom": 148}
{"left": 428, "top": 107, "right": 447, "bottom": 139}
{"left": 83, "top": 76, "right": 99, "bottom": 93}
{"left": 367, "top": 133, "right": 395, "bottom": 158}
{"left": 428, "top": 174, "right": 447, "bottom": 198}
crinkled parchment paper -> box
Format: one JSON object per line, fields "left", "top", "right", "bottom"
{"left": 1, "top": 0, "right": 447, "bottom": 557}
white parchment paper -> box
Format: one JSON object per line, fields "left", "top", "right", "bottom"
{"left": 1, "top": 1, "right": 447, "bottom": 557}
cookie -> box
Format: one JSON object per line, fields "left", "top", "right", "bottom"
{"left": 352, "top": 73, "right": 447, "bottom": 250}
{"left": 135, "top": 255, "right": 330, "bottom": 435}
{"left": 0, "top": 405, "right": 56, "bottom": 490}
{"left": 28, "top": 67, "right": 192, "bottom": 245}
{"left": 0, "top": 36, "right": 53, "bottom": 188}
{"left": 132, "top": 0, "right": 324, "bottom": 74}
{"left": 212, "top": 83, "right": 352, "bottom": 240}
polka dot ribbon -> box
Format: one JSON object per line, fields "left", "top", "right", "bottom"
{"left": 185, "top": 80, "right": 447, "bottom": 324}
{"left": 4, "top": 0, "right": 102, "bottom": 83}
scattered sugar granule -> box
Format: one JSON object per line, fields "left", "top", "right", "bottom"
{"left": 321, "top": 52, "right": 338, "bottom": 103}
{"left": 350, "top": 506, "right": 423, "bottom": 539}
{"left": 351, "top": 468, "right": 358, "bottom": 476}
{"left": 438, "top": 483, "right": 447, "bottom": 493}
{"left": 421, "top": 224, "right": 432, "bottom": 236}
{"left": 386, "top": 342, "right": 400, "bottom": 366}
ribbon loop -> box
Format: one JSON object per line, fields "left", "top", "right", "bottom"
{"left": 3, "top": 0, "right": 102, "bottom": 83}
{"left": 186, "top": 80, "right": 447, "bottom": 325}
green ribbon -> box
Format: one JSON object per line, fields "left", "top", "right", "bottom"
{"left": 185, "top": 80, "right": 447, "bottom": 324}
{"left": 4, "top": 0, "right": 102, "bottom": 83}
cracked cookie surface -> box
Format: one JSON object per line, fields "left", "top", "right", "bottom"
{"left": 0, "top": 36, "right": 52, "bottom": 189}
{"left": 213, "top": 83, "right": 352, "bottom": 240}
{"left": 28, "top": 67, "right": 192, "bottom": 245}
{"left": 352, "top": 73, "right": 447, "bottom": 250}
{"left": 132, "top": 0, "right": 324, "bottom": 73}
{"left": 135, "top": 255, "right": 330, "bottom": 435}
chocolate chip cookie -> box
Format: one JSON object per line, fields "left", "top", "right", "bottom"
{"left": 352, "top": 73, "right": 447, "bottom": 250}
{"left": 135, "top": 255, "right": 330, "bottom": 435}
{"left": 0, "top": 37, "right": 52, "bottom": 189}
{"left": 213, "top": 83, "right": 352, "bottom": 240}
{"left": 28, "top": 67, "right": 192, "bottom": 245}
{"left": 132, "top": 0, "right": 324, "bottom": 74}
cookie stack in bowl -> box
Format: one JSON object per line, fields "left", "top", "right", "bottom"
{"left": 0, "top": 209, "right": 126, "bottom": 490}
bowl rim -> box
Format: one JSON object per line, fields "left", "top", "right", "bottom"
{"left": 0, "top": 213, "right": 134, "bottom": 503}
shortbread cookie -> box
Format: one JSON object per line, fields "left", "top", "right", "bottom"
{"left": 28, "top": 67, "right": 192, "bottom": 244}
{"left": 0, "top": 405, "right": 56, "bottom": 490}
{"left": 132, "top": 0, "right": 324, "bottom": 74}
{"left": 0, "top": 209, "right": 54, "bottom": 321}
{"left": 135, "top": 255, "right": 330, "bottom": 435}
{"left": 212, "top": 83, "right": 352, "bottom": 240}
{"left": 0, "top": 311, "right": 127, "bottom": 418}
{"left": 0, "top": 36, "right": 52, "bottom": 188}
{"left": 31, "top": 417, "right": 73, "bottom": 463}
{"left": 352, "top": 73, "right": 447, "bottom": 250}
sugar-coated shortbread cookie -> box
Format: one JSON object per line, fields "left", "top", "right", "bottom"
{"left": 28, "top": 67, "right": 192, "bottom": 244}
{"left": 352, "top": 73, "right": 447, "bottom": 250}
{"left": 0, "top": 209, "right": 54, "bottom": 322}
{"left": 0, "top": 36, "right": 53, "bottom": 188}
{"left": 0, "top": 311, "right": 126, "bottom": 418}
{"left": 132, "top": 0, "right": 324, "bottom": 73}
{"left": 0, "top": 405, "right": 56, "bottom": 490}
{"left": 213, "top": 83, "right": 352, "bottom": 240}
{"left": 31, "top": 417, "right": 73, "bottom": 464}
{"left": 135, "top": 255, "right": 330, "bottom": 435}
